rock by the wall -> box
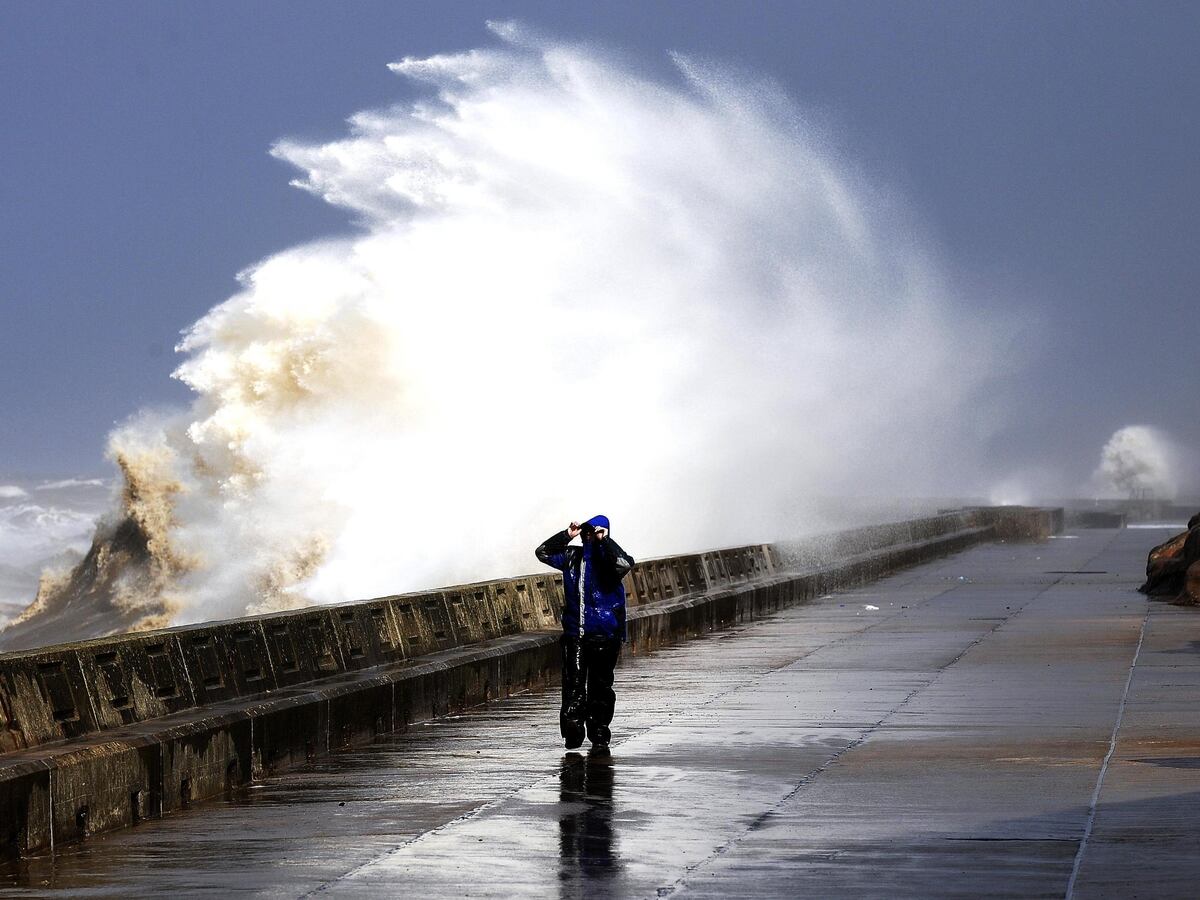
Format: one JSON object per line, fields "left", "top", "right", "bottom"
{"left": 1140, "top": 512, "right": 1200, "bottom": 603}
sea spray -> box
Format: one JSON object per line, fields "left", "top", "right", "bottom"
{"left": 2, "top": 24, "right": 1012, "bottom": 646}
{"left": 1094, "top": 425, "right": 1190, "bottom": 499}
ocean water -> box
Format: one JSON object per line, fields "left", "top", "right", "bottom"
{"left": 0, "top": 477, "right": 111, "bottom": 627}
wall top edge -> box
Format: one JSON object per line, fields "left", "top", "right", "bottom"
{"left": 0, "top": 507, "right": 1060, "bottom": 661}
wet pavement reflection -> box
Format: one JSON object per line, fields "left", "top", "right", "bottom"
{"left": 557, "top": 751, "right": 619, "bottom": 897}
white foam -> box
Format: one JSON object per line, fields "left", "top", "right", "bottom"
{"left": 87, "top": 28, "right": 1015, "bottom": 626}
{"left": 1093, "top": 426, "right": 1193, "bottom": 499}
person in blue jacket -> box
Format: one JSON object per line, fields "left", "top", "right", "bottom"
{"left": 536, "top": 515, "right": 635, "bottom": 752}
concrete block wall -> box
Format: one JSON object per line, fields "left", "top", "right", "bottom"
{"left": 0, "top": 573, "right": 566, "bottom": 756}
{"left": 0, "top": 538, "right": 784, "bottom": 759}
{"left": 0, "top": 507, "right": 1059, "bottom": 859}
{"left": 0, "top": 631, "right": 565, "bottom": 858}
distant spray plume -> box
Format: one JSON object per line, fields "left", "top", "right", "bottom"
{"left": 2, "top": 23, "right": 1012, "bottom": 647}
{"left": 1093, "top": 425, "right": 1191, "bottom": 499}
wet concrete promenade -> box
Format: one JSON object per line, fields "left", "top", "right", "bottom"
{"left": 3, "top": 526, "right": 1196, "bottom": 898}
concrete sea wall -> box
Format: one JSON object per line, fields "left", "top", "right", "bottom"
{"left": 0, "top": 506, "right": 1059, "bottom": 859}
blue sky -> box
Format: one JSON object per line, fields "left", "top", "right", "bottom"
{"left": 2, "top": 1, "right": 1197, "bottom": 481}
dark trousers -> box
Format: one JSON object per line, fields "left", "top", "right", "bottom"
{"left": 560, "top": 635, "right": 621, "bottom": 743}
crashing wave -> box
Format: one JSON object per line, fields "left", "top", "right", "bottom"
{"left": 1, "top": 23, "right": 1011, "bottom": 649}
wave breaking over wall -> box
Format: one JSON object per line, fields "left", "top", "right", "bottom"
{"left": 1093, "top": 425, "right": 1194, "bottom": 500}
{"left": 2, "top": 23, "right": 1013, "bottom": 648}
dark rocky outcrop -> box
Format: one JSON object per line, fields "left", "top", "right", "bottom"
{"left": 1140, "top": 512, "right": 1200, "bottom": 604}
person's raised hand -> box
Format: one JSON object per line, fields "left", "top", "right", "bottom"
{"left": 594, "top": 526, "right": 608, "bottom": 541}
{"left": 567, "top": 521, "right": 581, "bottom": 539}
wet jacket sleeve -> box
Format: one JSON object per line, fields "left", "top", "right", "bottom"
{"left": 596, "top": 537, "right": 635, "bottom": 580}
{"left": 535, "top": 530, "right": 571, "bottom": 571}
{"left": 603, "top": 538, "right": 634, "bottom": 642}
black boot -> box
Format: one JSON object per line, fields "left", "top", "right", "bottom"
{"left": 562, "top": 715, "right": 586, "bottom": 750}
{"left": 587, "top": 721, "right": 611, "bottom": 752}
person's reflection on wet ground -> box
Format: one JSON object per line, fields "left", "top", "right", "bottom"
{"left": 558, "top": 750, "right": 620, "bottom": 897}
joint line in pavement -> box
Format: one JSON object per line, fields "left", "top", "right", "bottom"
{"left": 1065, "top": 601, "right": 1150, "bottom": 900}
{"left": 657, "top": 533, "right": 1126, "bottom": 899}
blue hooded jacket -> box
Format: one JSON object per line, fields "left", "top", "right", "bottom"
{"left": 535, "top": 516, "right": 635, "bottom": 641}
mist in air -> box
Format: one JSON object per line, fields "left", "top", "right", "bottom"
{"left": 8, "top": 24, "right": 1035, "bottom": 634}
